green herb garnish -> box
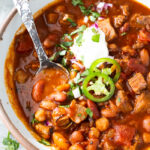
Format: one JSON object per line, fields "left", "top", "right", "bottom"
{"left": 121, "top": 32, "right": 127, "bottom": 36}
{"left": 3, "top": 132, "right": 19, "bottom": 150}
{"left": 78, "top": 113, "right": 82, "bottom": 117}
{"left": 117, "top": 98, "right": 121, "bottom": 103}
{"left": 59, "top": 105, "right": 70, "bottom": 108}
{"left": 79, "top": 5, "right": 92, "bottom": 15}
{"left": 67, "top": 18, "right": 77, "bottom": 27}
{"left": 76, "top": 32, "right": 84, "bottom": 46}
{"left": 86, "top": 108, "right": 93, "bottom": 118}
{"left": 39, "top": 139, "right": 51, "bottom": 146}
{"left": 71, "top": 25, "right": 86, "bottom": 35}
{"left": 92, "top": 34, "right": 100, "bottom": 42}
{"left": 31, "top": 115, "right": 39, "bottom": 125}
{"left": 72, "top": 0, "right": 83, "bottom": 6}
{"left": 90, "top": 12, "right": 100, "bottom": 22}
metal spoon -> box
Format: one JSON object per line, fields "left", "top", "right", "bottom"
{"left": 13, "top": 0, "right": 69, "bottom": 75}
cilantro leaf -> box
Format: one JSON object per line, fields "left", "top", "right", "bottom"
{"left": 81, "top": 69, "right": 90, "bottom": 77}
{"left": 39, "top": 139, "right": 51, "bottom": 146}
{"left": 76, "top": 32, "right": 84, "bottom": 46}
{"left": 72, "top": 0, "right": 83, "bottom": 6}
{"left": 79, "top": 5, "right": 92, "bottom": 15}
{"left": 92, "top": 34, "right": 100, "bottom": 42}
{"left": 70, "top": 25, "right": 86, "bottom": 35}
{"left": 86, "top": 108, "right": 93, "bottom": 118}
{"left": 62, "top": 41, "right": 73, "bottom": 47}
{"left": 3, "top": 132, "right": 19, "bottom": 150}
{"left": 121, "top": 32, "right": 127, "bottom": 36}
{"left": 67, "top": 18, "right": 77, "bottom": 27}
{"left": 87, "top": 76, "right": 109, "bottom": 96}
{"left": 59, "top": 105, "right": 70, "bottom": 108}
{"left": 31, "top": 115, "right": 39, "bottom": 125}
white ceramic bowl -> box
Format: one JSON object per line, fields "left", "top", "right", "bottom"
{"left": 0, "top": 0, "right": 150, "bottom": 150}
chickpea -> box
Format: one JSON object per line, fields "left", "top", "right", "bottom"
{"left": 52, "top": 132, "right": 70, "bottom": 150}
{"left": 89, "top": 127, "right": 100, "bottom": 139}
{"left": 69, "top": 144, "right": 84, "bottom": 150}
{"left": 35, "top": 124, "right": 51, "bottom": 139}
{"left": 40, "top": 99, "right": 57, "bottom": 111}
{"left": 143, "top": 132, "right": 150, "bottom": 143}
{"left": 143, "top": 116, "right": 150, "bottom": 132}
{"left": 69, "top": 131, "right": 84, "bottom": 144}
{"left": 35, "top": 109, "right": 46, "bottom": 122}
{"left": 96, "top": 117, "right": 109, "bottom": 132}
{"left": 32, "top": 79, "right": 45, "bottom": 102}
{"left": 86, "top": 139, "right": 99, "bottom": 150}
{"left": 140, "top": 49, "right": 149, "bottom": 66}
{"left": 49, "top": 91, "right": 67, "bottom": 102}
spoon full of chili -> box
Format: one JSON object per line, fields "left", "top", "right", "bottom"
{"left": 13, "top": 0, "right": 69, "bottom": 76}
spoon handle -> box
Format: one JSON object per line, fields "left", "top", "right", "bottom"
{"left": 13, "top": 0, "right": 48, "bottom": 64}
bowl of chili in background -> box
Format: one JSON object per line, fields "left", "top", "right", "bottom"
{"left": 0, "top": 0, "right": 150, "bottom": 150}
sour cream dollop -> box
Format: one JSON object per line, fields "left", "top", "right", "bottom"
{"left": 70, "top": 24, "right": 109, "bottom": 68}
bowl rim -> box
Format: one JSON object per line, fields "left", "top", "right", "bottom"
{"left": 0, "top": 1, "right": 150, "bottom": 150}
{"left": 0, "top": 8, "right": 38, "bottom": 150}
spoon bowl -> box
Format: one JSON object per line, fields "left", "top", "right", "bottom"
{"left": 13, "top": 0, "right": 69, "bottom": 76}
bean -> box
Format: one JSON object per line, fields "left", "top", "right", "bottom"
{"left": 43, "top": 34, "right": 59, "bottom": 48}
{"left": 140, "top": 49, "right": 150, "bottom": 66}
{"left": 57, "top": 84, "right": 70, "bottom": 92}
{"left": 69, "top": 144, "right": 84, "bottom": 150}
{"left": 35, "top": 124, "right": 50, "bottom": 139}
{"left": 143, "top": 132, "right": 150, "bottom": 143}
{"left": 49, "top": 91, "right": 67, "bottom": 102}
{"left": 69, "top": 131, "right": 84, "bottom": 144}
{"left": 96, "top": 117, "right": 109, "bottom": 132}
{"left": 35, "top": 109, "right": 46, "bottom": 122}
{"left": 32, "top": 79, "right": 45, "bottom": 102}
{"left": 53, "top": 132, "right": 70, "bottom": 150}
{"left": 40, "top": 99, "right": 57, "bottom": 111}
{"left": 87, "top": 100, "right": 100, "bottom": 119}
{"left": 86, "top": 139, "right": 99, "bottom": 150}
{"left": 143, "top": 116, "right": 150, "bottom": 132}
{"left": 88, "top": 127, "right": 100, "bottom": 139}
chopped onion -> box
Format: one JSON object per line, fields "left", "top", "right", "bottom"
{"left": 97, "top": 2, "right": 113, "bottom": 13}
{"left": 91, "top": 22, "right": 98, "bottom": 29}
{"left": 45, "top": 121, "right": 50, "bottom": 126}
{"left": 71, "top": 59, "right": 84, "bottom": 69}
{"left": 72, "top": 87, "right": 81, "bottom": 98}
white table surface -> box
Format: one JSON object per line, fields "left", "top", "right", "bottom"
{"left": 0, "top": 0, "right": 24, "bottom": 149}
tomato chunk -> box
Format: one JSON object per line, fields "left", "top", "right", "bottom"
{"left": 114, "top": 124, "right": 135, "bottom": 146}
{"left": 87, "top": 100, "right": 100, "bottom": 119}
